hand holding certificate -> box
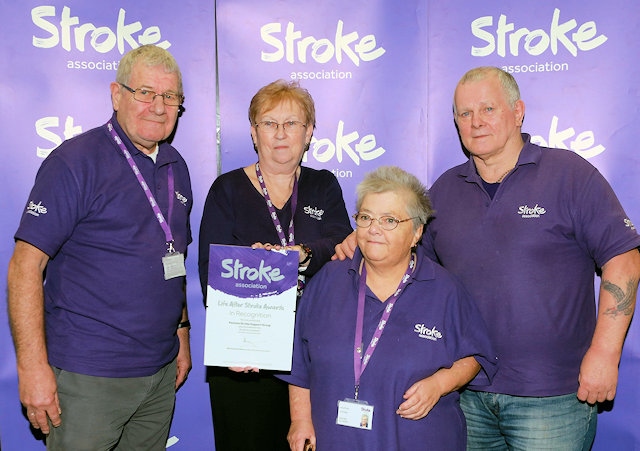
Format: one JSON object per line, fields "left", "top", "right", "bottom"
{"left": 204, "top": 244, "right": 299, "bottom": 371}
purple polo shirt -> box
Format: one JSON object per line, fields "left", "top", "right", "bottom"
{"left": 281, "top": 247, "right": 496, "bottom": 451}
{"left": 424, "top": 134, "right": 640, "bottom": 396}
{"left": 14, "top": 114, "right": 192, "bottom": 377}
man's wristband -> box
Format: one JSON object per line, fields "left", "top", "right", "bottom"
{"left": 177, "top": 320, "right": 191, "bottom": 330}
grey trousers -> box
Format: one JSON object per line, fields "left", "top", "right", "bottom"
{"left": 46, "top": 359, "right": 176, "bottom": 451}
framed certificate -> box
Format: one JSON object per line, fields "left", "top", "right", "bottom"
{"left": 203, "top": 244, "right": 298, "bottom": 371}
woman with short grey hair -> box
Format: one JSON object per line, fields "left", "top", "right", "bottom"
{"left": 282, "top": 166, "right": 496, "bottom": 450}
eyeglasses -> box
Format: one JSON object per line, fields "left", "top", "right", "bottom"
{"left": 254, "top": 120, "right": 307, "bottom": 134}
{"left": 353, "top": 213, "right": 417, "bottom": 231}
{"left": 120, "top": 83, "right": 184, "bottom": 106}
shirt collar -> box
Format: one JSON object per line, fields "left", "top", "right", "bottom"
{"left": 108, "top": 113, "right": 177, "bottom": 166}
{"left": 347, "top": 245, "right": 436, "bottom": 283}
{"left": 459, "top": 133, "right": 541, "bottom": 182}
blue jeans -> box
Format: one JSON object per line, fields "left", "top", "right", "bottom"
{"left": 460, "top": 390, "right": 597, "bottom": 451}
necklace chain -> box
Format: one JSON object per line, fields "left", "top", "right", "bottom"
{"left": 493, "top": 166, "right": 515, "bottom": 183}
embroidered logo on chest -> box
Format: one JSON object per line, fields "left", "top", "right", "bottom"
{"left": 175, "top": 191, "right": 188, "bottom": 206}
{"left": 414, "top": 323, "right": 443, "bottom": 341}
{"left": 517, "top": 204, "right": 546, "bottom": 219}
{"left": 304, "top": 205, "right": 324, "bottom": 221}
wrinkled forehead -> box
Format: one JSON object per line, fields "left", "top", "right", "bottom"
{"left": 454, "top": 76, "right": 506, "bottom": 109}
{"left": 128, "top": 63, "right": 181, "bottom": 92}
{"left": 257, "top": 98, "right": 305, "bottom": 119}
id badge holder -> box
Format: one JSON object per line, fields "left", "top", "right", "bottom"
{"left": 336, "top": 398, "right": 374, "bottom": 430}
{"left": 163, "top": 242, "right": 186, "bottom": 279}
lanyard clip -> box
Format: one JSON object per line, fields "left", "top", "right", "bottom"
{"left": 354, "top": 385, "right": 360, "bottom": 400}
{"left": 167, "top": 241, "right": 176, "bottom": 254}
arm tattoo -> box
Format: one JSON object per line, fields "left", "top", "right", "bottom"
{"left": 602, "top": 279, "right": 636, "bottom": 318}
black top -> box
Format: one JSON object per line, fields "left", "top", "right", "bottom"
{"left": 198, "top": 165, "right": 352, "bottom": 296}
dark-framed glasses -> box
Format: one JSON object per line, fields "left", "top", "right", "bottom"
{"left": 254, "top": 120, "right": 307, "bottom": 134}
{"left": 120, "top": 83, "right": 184, "bottom": 106}
{"left": 353, "top": 213, "right": 417, "bottom": 231}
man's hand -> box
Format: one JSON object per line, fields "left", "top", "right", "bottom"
{"left": 577, "top": 345, "right": 619, "bottom": 404}
{"left": 332, "top": 231, "right": 357, "bottom": 261}
{"left": 175, "top": 328, "right": 192, "bottom": 390}
{"left": 20, "top": 364, "right": 62, "bottom": 434}
{"left": 8, "top": 241, "right": 60, "bottom": 433}
{"left": 577, "top": 249, "right": 640, "bottom": 404}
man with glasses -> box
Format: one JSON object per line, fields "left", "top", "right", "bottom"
{"left": 7, "top": 45, "right": 192, "bottom": 450}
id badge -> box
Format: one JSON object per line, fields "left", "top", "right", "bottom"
{"left": 336, "top": 398, "right": 374, "bottom": 430}
{"left": 162, "top": 251, "right": 186, "bottom": 279}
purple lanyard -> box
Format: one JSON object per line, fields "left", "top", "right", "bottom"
{"left": 107, "top": 121, "right": 176, "bottom": 250}
{"left": 255, "top": 162, "right": 298, "bottom": 246}
{"left": 353, "top": 253, "right": 416, "bottom": 399}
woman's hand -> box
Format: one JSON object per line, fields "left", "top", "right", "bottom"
{"left": 396, "top": 376, "right": 444, "bottom": 420}
{"left": 252, "top": 242, "right": 310, "bottom": 266}
{"left": 398, "top": 356, "right": 481, "bottom": 420}
{"left": 228, "top": 366, "right": 260, "bottom": 373}
{"left": 252, "top": 242, "right": 285, "bottom": 251}
{"left": 289, "top": 385, "right": 315, "bottom": 450}
{"left": 288, "top": 419, "right": 315, "bottom": 451}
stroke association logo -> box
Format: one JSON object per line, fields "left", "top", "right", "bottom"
{"left": 31, "top": 5, "right": 171, "bottom": 57}
{"left": 175, "top": 190, "right": 188, "bottom": 207}
{"left": 26, "top": 200, "right": 48, "bottom": 217}
{"left": 260, "top": 19, "right": 385, "bottom": 81}
{"left": 414, "top": 323, "right": 443, "bottom": 342}
{"left": 470, "top": 8, "right": 607, "bottom": 59}
{"left": 517, "top": 204, "right": 546, "bottom": 219}
{"left": 303, "top": 205, "right": 324, "bottom": 221}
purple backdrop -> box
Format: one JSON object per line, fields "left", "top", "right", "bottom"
{"left": 216, "top": 0, "right": 428, "bottom": 214}
{"left": 1, "top": 0, "right": 638, "bottom": 449}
